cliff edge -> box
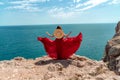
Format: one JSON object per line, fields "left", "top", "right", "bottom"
{"left": 0, "top": 55, "right": 120, "bottom": 80}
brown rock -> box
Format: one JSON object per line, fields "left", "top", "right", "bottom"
{"left": 55, "top": 63, "right": 63, "bottom": 71}
{"left": 69, "top": 76, "right": 79, "bottom": 80}
{"left": 71, "top": 55, "right": 87, "bottom": 61}
{"left": 115, "top": 21, "right": 120, "bottom": 33}
{"left": 0, "top": 55, "right": 119, "bottom": 80}
{"left": 47, "top": 63, "right": 63, "bottom": 72}
{"left": 43, "top": 72, "right": 53, "bottom": 80}
{"left": 71, "top": 60, "right": 85, "bottom": 68}
{"left": 103, "top": 21, "right": 120, "bottom": 75}
{"left": 95, "top": 77, "right": 104, "bottom": 80}
{"left": 47, "top": 65, "right": 56, "bottom": 72}
{"left": 14, "top": 57, "right": 25, "bottom": 61}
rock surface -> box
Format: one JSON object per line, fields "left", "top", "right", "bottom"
{"left": 0, "top": 55, "right": 120, "bottom": 80}
{"left": 103, "top": 21, "right": 120, "bottom": 75}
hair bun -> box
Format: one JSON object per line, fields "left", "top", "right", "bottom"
{"left": 54, "top": 29, "right": 64, "bottom": 39}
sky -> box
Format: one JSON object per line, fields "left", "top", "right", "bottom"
{"left": 0, "top": 0, "right": 120, "bottom": 26}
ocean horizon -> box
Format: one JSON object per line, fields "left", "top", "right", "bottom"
{"left": 0, "top": 23, "right": 116, "bottom": 61}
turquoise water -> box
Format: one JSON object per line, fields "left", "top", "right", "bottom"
{"left": 0, "top": 23, "right": 116, "bottom": 60}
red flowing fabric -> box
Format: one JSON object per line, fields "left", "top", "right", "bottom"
{"left": 37, "top": 32, "right": 82, "bottom": 59}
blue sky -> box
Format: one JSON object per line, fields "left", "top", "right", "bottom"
{"left": 0, "top": 0, "right": 120, "bottom": 26}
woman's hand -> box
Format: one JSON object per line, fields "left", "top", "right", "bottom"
{"left": 46, "top": 32, "right": 54, "bottom": 38}
{"left": 65, "top": 31, "right": 72, "bottom": 38}
{"left": 46, "top": 32, "right": 49, "bottom": 35}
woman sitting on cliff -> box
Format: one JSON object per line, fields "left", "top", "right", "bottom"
{"left": 46, "top": 26, "right": 72, "bottom": 38}
{"left": 37, "top": 26, "right": 82, "bottom": 59}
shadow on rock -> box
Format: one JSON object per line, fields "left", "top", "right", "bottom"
{"left": 34, "top": 59, "right": 72, "bottom": 68}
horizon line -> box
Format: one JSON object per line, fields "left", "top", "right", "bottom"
{"left": 0, "top": 22, "right": 117, "bottom": 27}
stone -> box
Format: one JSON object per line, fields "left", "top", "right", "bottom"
{"left": 47, "top": 65, "right": 56, "bottom": 72}
{"left": 55, "top": 63, "right": 63, "bottom": 71}
{"left": 69, "top": 76, "right": 79, "bottom": 80}
{"left": 71, "top": 60, "right": 85, "bottom": 68}
{"left": 14, "top": 57, "right": 25, "bottom": 61}
{"left": 115, "top": 21, "right": 120, "bottom": 33}
{"left": 95, "top": 77, "right": 104, "bottom": 80}
{"left": 43, "top": 72, "right": 53, "bottom": 80}
{"left": 103, "top": 21, "right": 120, "bottom": 75}
{"left": 108, "top": 45, "right": 120, "bottom": 57}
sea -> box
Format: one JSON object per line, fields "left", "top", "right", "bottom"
{"left": 0, "top": 23, "right": 116, "bottom": 61}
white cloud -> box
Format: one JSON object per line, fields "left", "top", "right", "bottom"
{"left": 6, "top": 0, "right": 109, "bottom": 13}
{"left": 73, "top": 0, "right": 81, "bottom": 3}
{"left": 6, "top": 3, "right": 40, "bottom": 12}
{"left": 0, "top": 2, "right": 4, "bottom": 5}
{"left": 75, "top": 0, "right": 108, "bottom": 11}
{"left": 108, "top": 0, "right": 120, "bottom": 4}
{"left": 7, "top": 4, "right": 40, "bottom": 12}
{"left": 6, "top": 0, "right": 50, "bottom": 12}
{"left": 5, "top": 0, "right": 113, "bottom": 18}
{"left": 48, "top": 7, "right": 74, "bottom": 18}
{"left": 48, "top": 0, "right": 109, "bottom": 18}
{"left": 75, "top": 3, "right": 82, "bottom": 8}
{"left": 10, "top": 0, "right": 50, "bottom": 4}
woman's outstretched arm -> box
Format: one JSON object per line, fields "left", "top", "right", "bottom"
{"left": 64, "top": 31, "right": 72, "bottom": 38}
{"left": 46, "top": 32, "right": 54, "bottom": 38}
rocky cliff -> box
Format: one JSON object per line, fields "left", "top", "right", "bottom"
{"left": 0, "top": 55, "right": 120, "bottom": 80}
{"left": 103, "top": 21, "right": 120, "bottom": 75}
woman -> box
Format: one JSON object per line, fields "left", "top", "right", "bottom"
{"left": 46, "top": 26, "right": 72, "bottom": 39}
{"left": 37, "top": 26, "right": 82, "bottom": 59}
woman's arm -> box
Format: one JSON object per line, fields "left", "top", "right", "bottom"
{"left": 46, "top": 32, "right": 54, "bottom": 37}
{"left": 64, "top": 31, "right": 72, "bottom": 38}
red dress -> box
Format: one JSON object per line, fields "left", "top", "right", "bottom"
{"left": 37, "top": 32, "right": 82, "bottom": 59}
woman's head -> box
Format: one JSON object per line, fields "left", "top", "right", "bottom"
{"left": 56, "top": 26, "right": 62, "bottom": 30}
{"left": 54, "top": 26, "right": 64, "bottom": 39}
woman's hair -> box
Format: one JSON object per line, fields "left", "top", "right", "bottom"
{"left": 56, "top": 26, "right": 62, "bottom": 29}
